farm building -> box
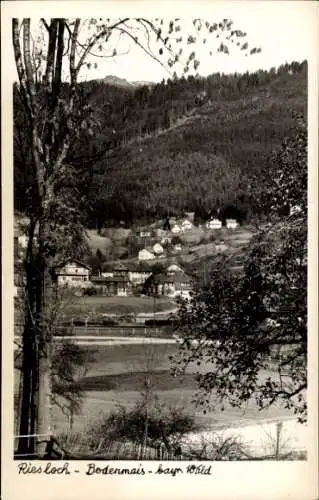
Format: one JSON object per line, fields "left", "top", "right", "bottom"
{"left": 145, "top": 272, "right": 192, "bottom": 299}
{"left": 226, "top": 219, "right": 239, "bottom": 229}
{"left": 138, "top": 249, "right": 156, "bottom": 261}
{"left": 206, "top": 218, "right": 222, "bottom": 230}
{"left": 54, "top": 260, "right": 91, "bottom": 287}
{"left": 152, "top": 243, "right": 164, "bottom": 255}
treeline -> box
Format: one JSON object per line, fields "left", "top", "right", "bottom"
{"left": 14, "top": 61, "right": 307, "bottom": 226}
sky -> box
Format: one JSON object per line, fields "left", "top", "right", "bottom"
{"left": 3, "top": 1, "right": 317, "bottom": 84}
{"left": 78, "top": 3, "right": 314, "bottom": 83}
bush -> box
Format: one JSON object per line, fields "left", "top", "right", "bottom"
{"left": 185, "top": 432, "right": 251, "bottom": 461}
{"left": 89, "top": 397, "right": 198, "bottom": 450}
{"left": 101, "top": 318, "right": 117, "bottom": 326}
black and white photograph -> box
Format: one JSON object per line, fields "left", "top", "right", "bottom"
{"left": 1, "top": 1, "right": 318, "bottom": 498}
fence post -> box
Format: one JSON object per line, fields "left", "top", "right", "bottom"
{"left": 275, "top": 422, "right": 283, "bottom": 459}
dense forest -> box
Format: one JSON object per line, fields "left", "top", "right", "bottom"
{"left": 14, "top": 60, "right": 307, "bottom": 227}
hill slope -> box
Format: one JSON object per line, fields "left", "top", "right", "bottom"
{"left": 88, "top": 62, "right": 307, "bottom": 226}
{"left": 14, "top": 62, "right": 307, "bottom": 226}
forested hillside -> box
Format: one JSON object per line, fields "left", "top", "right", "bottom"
{"left": 14, "top": 60, "right": 307, "bottom": 227}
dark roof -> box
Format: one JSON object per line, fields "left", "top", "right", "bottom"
{"left": 55, "top": 259, "right": 91, "bottom": 271}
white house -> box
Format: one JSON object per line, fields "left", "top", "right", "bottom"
{"left": 206, "top": 218, "right": 222, "bottom": 230}
{"left": 138, "top": 249, "right": 156, "bottom": 261}
{"left": 181, "top": 219, "right": 193, "bottom": 232}
{"left": 138, "top": 230, "right": 152, "bottom": 238}
{"left": 153, "top": 243, "right": 164, "bottom": 255}
{"left": 101, "top": 271, "right": 114, "bottom": 278}
{"left": 55, "top": 260, "right": 91, "bottom": 287}
{"left": 167, "top": 263, "right": 184, "bottom": 275}
{"left": 128, "top": 268, "right": 152, "bottom": 285}
{"left": 226, "top": 219, "right": 239, "bottom": 229}
{"left": 171, "top": 224, "right": 181, "bottom": 234}
{"left": 147, "top": 272, "right": 192, "bottom": 300}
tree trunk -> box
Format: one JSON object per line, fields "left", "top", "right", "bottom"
{"left": 16, "top": 265, "right": 37, "bottom": 456}
{"left": 34, "top": 224, "right": 54, "bottom": 457}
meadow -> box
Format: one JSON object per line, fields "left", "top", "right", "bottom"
{"left": 49, "top": 343, "right": 294, "bottom": 434}
{"left": 60, "top": 295, "right": 176, "bottom": 317}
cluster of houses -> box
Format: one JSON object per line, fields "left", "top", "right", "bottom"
{"left": 14, "top": 212, "right": 240, "bottom": 298}
{"left": 136, "top": 215, "right": 239, "bottom": 262}
{"left": 52, "top": 260, "right": 192, "bottom": 299}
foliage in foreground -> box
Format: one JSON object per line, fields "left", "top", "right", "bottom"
{"left": 88, "top": 396, "right": 198, "bottom": 451}
{"left": 173, "top": 114, "right": 307, "bottom": 421}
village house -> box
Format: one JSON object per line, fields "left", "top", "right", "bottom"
{"left": 145, "top": 272, "right": 192, "bottom": 299}
{"left": 91, "top": 263, "right": 131, "bottom": 296}
{"left": 138, "top": 230, "right": 152, "bottom": 238}
{"left": 55, "top": 260, "right": 91, "bottom": 287}
{"left": 91, "top": 275, "right": 131, "bottom": 296}
{"left": 181, "top": 219, "right": 193, "bottom": 232}
{"left": 166, "top": 263, "right": 184, "bottom": 275}
{"left": 128, "top": 264, "right": 152, "bottom": 285}
{"left": 206, "top": 218, "right": 222, "bottom": 230}
{"left": 171, "top": 224, "right": 181, "bottom": 234}
{"left": 226, "top": 219, "right": 239, "bottom": 229}
{"left": 138, "top": 249, "right": 156, "bottom": 261}
{"left": 152, "top": 243, "right": 164, "bottom": 256}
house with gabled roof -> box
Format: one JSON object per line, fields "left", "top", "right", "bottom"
{"left": 138, "top": 249, "right": 156, "bottom": 261}
{"left": 145, "top": 271, "right": 192, "bottom": 299}
{"left": 226, "top": 219, "right": 239, "bottom": 229}
{"left": 206, "top": 218, "right": 222, "bottom": 230}
{"left": 152, "top": 243, "right": 164, "bottom": 256}
{"left": 54, "top": 260, "right": 91, "bottom": 287}
{"left": 181, "top": 219, "right": 193, "bottom": 232}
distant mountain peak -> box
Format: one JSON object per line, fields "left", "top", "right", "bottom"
{"left": 102, "top": 75, "right": 154, "bottom": 88}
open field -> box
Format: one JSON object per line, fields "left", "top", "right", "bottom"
{"left": 15, "top": 295, "right": 177, "bottom": 325}
{"left": 61, "top": 295, "right": 176, "bottom": 318}
{"left": 35, "top": 343, "right": 295, "bottom": 434}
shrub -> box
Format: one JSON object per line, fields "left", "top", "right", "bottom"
{"left": 185, "top": 432, "right": 251, "bottom": 461}
{"left": 89, "top": 398, "right": 198, "bottom": 450}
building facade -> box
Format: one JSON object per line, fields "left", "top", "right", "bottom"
{"left": 55, "top": 260, "right": 91, "bottom": 287}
